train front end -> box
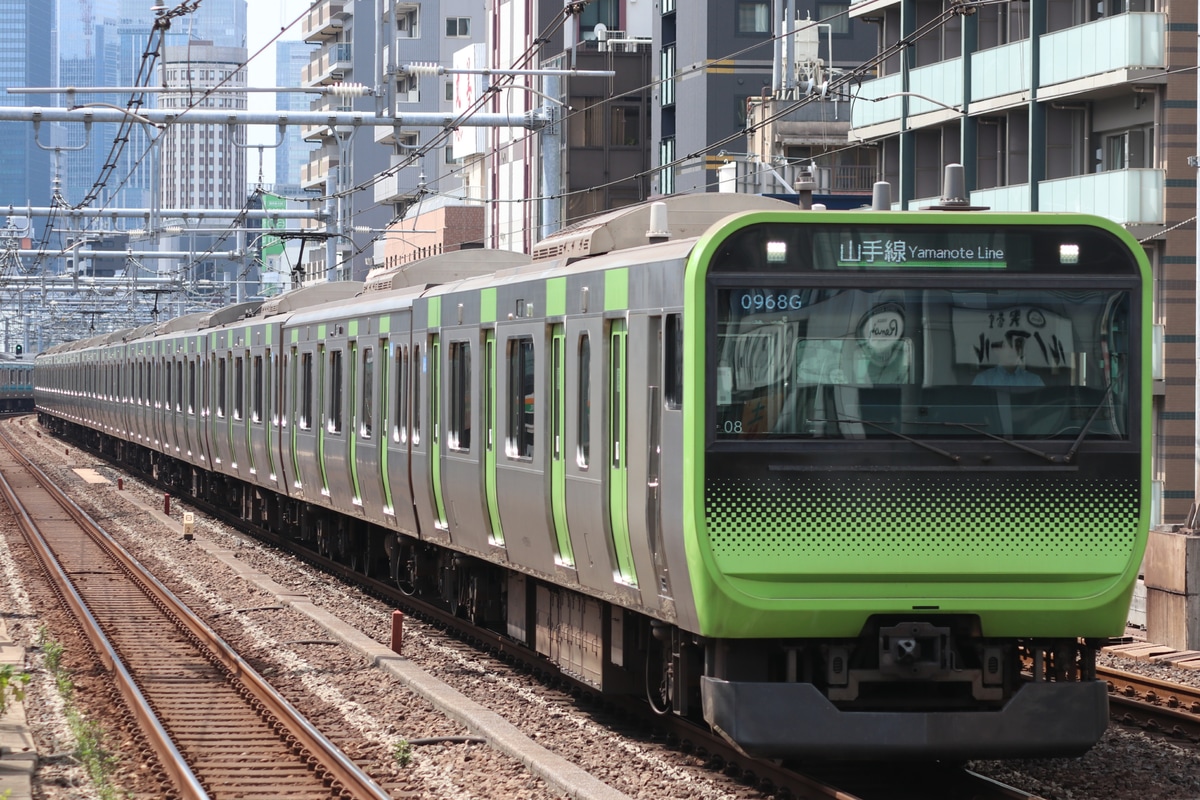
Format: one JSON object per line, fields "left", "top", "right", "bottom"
{"left": 685, "top": 210, "right": 1150, "bottom": 759}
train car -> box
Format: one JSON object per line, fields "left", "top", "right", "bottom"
{"left": 34, "top": 191, "right": 1150, "bottom": 760}
{"left": 0, "top": 356, "right": 34, "bottom": 412}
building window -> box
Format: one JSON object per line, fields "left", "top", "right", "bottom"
{"left": 660, "top": 138, "right": 676, "bottom": 196}
{"left": 737, "top": 1, "right": 771, "bottom": 35}
{"left": 660, "top": 45, "right": 675, "bottom": 107}
{"left": 446, "top": 17, "right": 470, "bottom": 37}
{"left": 817, "top": 3, "right": 850, "bottom": 35}
{"left": 397, "top": 9, "right": 419, "bottom": 38}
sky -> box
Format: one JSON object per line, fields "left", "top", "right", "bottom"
{"left": 243, "top": 1, "right": 316, "bottom": 181}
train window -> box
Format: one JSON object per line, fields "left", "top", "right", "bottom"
{"left": 578, "top": 335, "right": 591, "bottom": 468}
{"left": 234, "top": 356, "right": 245, "bottom": 420}
{"left": 300, "top": 352, "right": 313, "bottom": 430}
{"left": 361, "top": 347, "right": 374, "bottom": 438}
{"left": 164, "top": 359, "right": 172, "bottom": 409}
{"left": 253, "top": 355, "right": 263, "bottom": 423}
{"left": 413, "top": 344, "right": 421, "bottom": 445}
{"left": 217, "top": 357, "right": 227, "bottom": 418}
{"left": 176, "top": 361, "right": 183, "bottom": 412}
{"left": 329, "top": 349, "right": 343, "bottom": 433}
{"left": 188, "top": 361, "right": 196, "bottom": 414}
{"left": 449, "top": 341, "right": 470, "bottom": 451}
{"left": 395, "top": 346, "right": 407, "bottom": 444}
{"left": 665, "top": 313, "right": 683, "bottom": 410}
{"left": 506, "top": 337, "right": 535, "bottom": 459}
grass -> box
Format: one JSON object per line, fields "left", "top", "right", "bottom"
{"left": 36, "top": 627, "right": 123, "bottom": 800}
{"left": 0, "top": 663, "right": 30, "bottom": 716}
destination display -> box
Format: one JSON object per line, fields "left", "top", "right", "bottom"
{"left": 813, "top": 230, "right": 1008, "bottom": 269}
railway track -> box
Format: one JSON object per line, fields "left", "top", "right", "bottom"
{"left": 1102, "top": 664, "right": 1200, "bottom": 744}
{"left": 0, "top": 427, "right": 393, "bottom": 799}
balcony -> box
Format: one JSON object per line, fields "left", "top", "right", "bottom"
{"left": 302, "top": 43, "right": 352, "bottom": 87}
{"left": 301, "top": 154, "right": 339, "bottom": 191}
{"left": 301, "top": 0, "right": 345, "bottom": 41}
{"left": 1040, "top": 13, "right": 1166, "bottom": 98}
{"left": 1037, "top": 168, "right": 1163, "bottom": 225}
{"left": 970, "top": 39, "right": 1032, "bottom": 110}
{"left": 849, "top": 0, "right": 900, "bottom": 16}
{"left": 849, "top": 59, "right": 963, "bottom": 137}
{"left": 968, "top": 184, "right": 1032, "bottom": 212}
{"left": 374, "top": 158, "right": 422, "bottom": 205}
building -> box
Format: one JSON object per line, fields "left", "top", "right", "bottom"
{"left": 275, "top": 40, "right": 319, "bottom": 190}
{"left": 483, "top": 0, "right": 655, "bottom": 252}
{"left": 158, "top": 42, "right": 248, "bottom": 209}
{"left": 0, "top": 1, "right": 53, "bottom": 228}
{"left": 653, "top": 1, "right": 877, "bottom": 198}
{"left": 56, "top": 0, "right": 122, "bottom": 209}
{"left": 845, "top": 0, "right": 1194, "bottom": 528}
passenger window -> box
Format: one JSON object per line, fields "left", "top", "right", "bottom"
{"left": 577, "top": 335, "right": 590, "bottom": 468}
{"left": 449, "top": 341, "right": 471, "bottom": 451}
{"left": 329, "top": 349, "right": 343, "bottom": 433}
{"left": 300, "top": 352, "right": 313, "bottom": 430}
{"left": 361, "top": 347, "right": 374, "bottom": 438}
{"left": 506, "top": 337, "right": 535, "bottom": 459}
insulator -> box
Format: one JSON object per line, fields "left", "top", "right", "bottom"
{"left": 405, "top": 62, "right": 442, "bottom": 77}
{"left": 327, "top": 83, "right": 370, "bottom": 97}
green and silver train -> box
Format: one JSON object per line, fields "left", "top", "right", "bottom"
{"left": 35, "top": 193, "right": 1149, "bottom": 759}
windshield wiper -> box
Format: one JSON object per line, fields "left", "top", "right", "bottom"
{"left": 937, "top": 422, "right": 1062, "bottom": 463}
{"left": 811, "top": 416, "right": 960, "bottom": 463}
{"left": 1062, "top": 382, "right": 1116, "bottom": 464}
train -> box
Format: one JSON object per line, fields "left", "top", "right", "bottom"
{"left": 34, "top": 192, "right": 1150, "bottom": 760}
{"left": 0, "top": 356, "right": 33, "bottom": 412}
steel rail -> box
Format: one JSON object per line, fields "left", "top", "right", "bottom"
{"left": 0, "top": 427, "right": 394, "bottom": 799}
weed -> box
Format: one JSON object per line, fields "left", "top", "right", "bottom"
{"left": 392, "top": 739, "right": 413, "bottom": 767}
{"left": 0, "top": 663, "right": 30, "bottom": 716}
{"left": 36, "top": 631, "right": 121, "bottom": 799}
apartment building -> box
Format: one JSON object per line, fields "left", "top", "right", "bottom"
{"left": 846, "top": 0, "right": 1196, "bottom": 524}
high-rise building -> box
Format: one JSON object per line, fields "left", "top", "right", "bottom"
{"left": 844, "top": 0, "right": 1194, "bottom": 527}
{"left": 0, "top": 2, "right": 54, "bottom": 226}
{"left": 158, "top": 42, "right": 248, "bottom": 209}
{"left": 164, "top": 0, "right": 246, "bottom": 49}
{"left": 297, "top": 0, "right": 400, "bottom": 281}
{"left": 56, "top": 0, "right": 122, "bottom": 208}
{"left": 275, "top": 40, "right": 317, "bottom": 191}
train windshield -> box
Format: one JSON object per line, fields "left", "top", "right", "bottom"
{"left": 712, "top": 287, "right": 1132, "bottom": 442}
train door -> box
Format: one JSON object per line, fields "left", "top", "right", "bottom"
{"left": 384, "top": 335, "right": 420, "bottom": 535}
{"left": 211, "top": 353, "right": 228, "bottom": 467}
{"left": 320, "top": 338, "right": 355, "bottom": 515}
{"left": 356, "top": 338, "right": 389, "bottom": 524}
{"left": 292, "top": 343, "right": 325, "bottom": 501}
{"left": 549, "top": 324, "right": 575, "bottom": 566}
{"left": 348, "top": 340, "right": 363, "bottom": 506}
{"left": 608, "top": 319, "right": 637, "bottom": 586}
{"left": 317, "top": 343, "right": 329, "bottom": 495}
{"left": 483, "top": 329, "right": 503, "bottom": 544}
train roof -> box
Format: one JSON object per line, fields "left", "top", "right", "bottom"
{"left": 258, "top": 282, "right": 364, "bottom": 318}
{"left": 529, "top": 193, "right": 796, "bottom": 264}
{"left": 362, "top": 249, "right": 529, "bottom": 293}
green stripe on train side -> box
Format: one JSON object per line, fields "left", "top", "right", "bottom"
{"left": 604, "top": 268, "right": 629, "bottom": 311}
